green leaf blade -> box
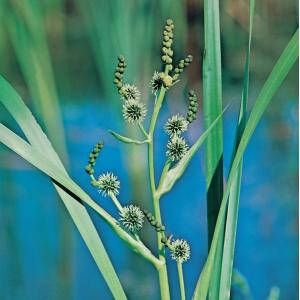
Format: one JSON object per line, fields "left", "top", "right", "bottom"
{"left": 219, "top": 1, "right": 255, "bottom": 299}
{"left": 0, "top": 76, "right": 127, "bottom": 300}
{"left": 193, "top": 30, "right": 298, "bottom": 300}
{"left": 202, "top": 1, "right": 224, "bottom": 297}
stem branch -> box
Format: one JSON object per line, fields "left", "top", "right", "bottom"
{"left": 177, "top": 262, "right": 186, "bottom": 300}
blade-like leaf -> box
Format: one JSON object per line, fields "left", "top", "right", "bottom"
{"left": 157, "top": 105, "right": 228, "bottom": 197}
{"left": 109, "top": 130, "right": 148, "bottom": 144}
{"left": 203, "top": 0, "right": 224, "bottom": 244}
{"left": 193, "top": 30, "right": 298, "bottom": 300}
{"left": 219, "top": 1, "right": 255, "bottom": 299}
{"left": 202, "top": 1, "right": 224, "bottom": 297}
{"left": 0, "top": 76, "right": 127, "bottom": 300}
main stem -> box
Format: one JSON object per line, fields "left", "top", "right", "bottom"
{"left": 148, "top": 86, "right": 170, "bottom": 300}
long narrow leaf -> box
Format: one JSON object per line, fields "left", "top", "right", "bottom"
{"left": 193, "top": 30, "right": 298, "bottom": 300}
{"left": 219, "top": 1, "right": 255, "bottom": 299}
{"left": 202, "top": 1, "right": 224, "bottom": 297}
{"left": 0, "top": 76, "right": 127, "bottom": 300}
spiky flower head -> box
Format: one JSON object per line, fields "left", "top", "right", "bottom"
{"left": 166, "top": 135, "right": 188, "bottom": 162}
{"left": 120, "top": 84, "right": 141, "bottom": 101}
{"left": 122, "top": 99, "right": 147, "bottom": 124}
{"left": 164, "top": 114, "right": 189, "bottom": 137}
{"left": 98, "top": 172, "right": 120, "bottom": 197}
{"left": 150, "top": 71, "right": 163, "bottom": 94}
{"left": 119, "top": 205, "right": 144, "bottom": 232}
{"left": 170, "top": 239, "right": 191, "bottom": 263}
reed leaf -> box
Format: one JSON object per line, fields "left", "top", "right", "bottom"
{"left": 0, "top": 76, "right": 127, "bottom": 300}
{"left": 202, "top": 0, "right": 224, "bottom": 298}
{"left": 219, "top": 1, "right": 255, "bottom": 299}
{"left": 193, "top": 29, "right": 298, "bottom": 300}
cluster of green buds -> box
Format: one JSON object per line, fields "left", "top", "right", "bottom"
{"left": 186, "top": 90, "right": 198, "bottom": 123}
{"left": 162, "top": 19, "right": 174, "bottom": 72}
{"left": 113, "top": 55, "right": 127, "bottom": 93}
{"left": 84, "top": 142, "right": 148, "bottom": 234}
{"left": 113, "top": 56, "right": 147, "bottom": 125}
{"left": 85, "top": 141, "right": 104, "bottom": 175}
{"left": 150, "top": 18, "right": 193, "bottom": 94}
{"left": 172, "top": 55, "right": 193, "bottom": 82}
{"left": 143, "top": 209, "right": 165, "bottom": 232}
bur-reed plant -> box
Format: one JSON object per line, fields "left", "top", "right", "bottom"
{"left": 0, "top": 4, "right": 298, "bottom": 300}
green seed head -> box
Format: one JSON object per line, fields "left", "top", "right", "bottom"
{"left": 119, "top": 205, "right": 144, "bottom": 232}
{"left": 120, "top": 84, "right": 141, "bottom": 101}
{"left": 164, "top": 114, "right": 189, "bottom": 137}
{"left": 97, "top": 172, "right": 120, "bottom": 197}
{"left": 166, "top": 135, "right": 189, "bottom": 162}
{"left": 170, "top": 239, "right": 191, "bottom": 263}
{"left": 122, "top": 99, "right": 147, "bottom": 124}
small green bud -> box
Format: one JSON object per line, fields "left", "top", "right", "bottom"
{"left": 85, "top": 165, "right": 92, "bottom": 173}
{"left": 165, "top": 25, "right": 172, "bottom": 32}
{"left": 115, "top": 72, "right": 122, "bottom": 79}
{"left": 151, "top": 220, "right": 157, "bottom": 226}
{"left": 118, "top": 55, "right": 125, "bottom": 62}
{"left": 161, "top": 74, "right": 173, "bottom": 88}
{"left": 165, "top": 41, "right": 172, "bottom": 48}
{"left": 166, "top": 57, "right": 172, "bottom": 64}
{"left": 166, "top": 64, "right": 173, "bottom": 71}
{"left": 166, "top": 19, "right": 173, "bottom": 26}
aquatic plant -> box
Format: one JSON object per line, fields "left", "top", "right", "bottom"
{"left": 0, "top": 2, "right": 298, "bottom": 299}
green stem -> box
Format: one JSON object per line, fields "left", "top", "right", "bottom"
{"left": 147, "top": 85, "right": 170, "bottom": 299}
{"left": 138, "top": 123, "right": 149, "bottom": 139}
{"left": 110, "top": 194, "right": 123, "bottom": 212}
{"left": 177, "top": 262, "right": 186, "bottom": 300}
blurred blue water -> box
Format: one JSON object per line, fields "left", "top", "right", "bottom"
{"left": 0, "top": 98, "right": 297, "bottom": 299}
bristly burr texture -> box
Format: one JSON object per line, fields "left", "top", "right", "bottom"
{"left": 122, "top": 99, "right": 147, "bottom": 124}
{"left": 164, "top": 114, "right": 189, "bottom": 137}
{"left": 170, "top": 239, "right": 191, "bottom": 263}
{"left": 166, "top": 135, "right": 188, "bottom": 162}
{"left": 150, "top": 71, "right": 164, "bottom": 94}
{"left": 97, "top": 172, "right": 120, "bottom": 197}
{"left": 119, "top": 205, "right": 145, "bottom": 232}
{"left": 120, "top": 84, "right": 141, "bottom": 101}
